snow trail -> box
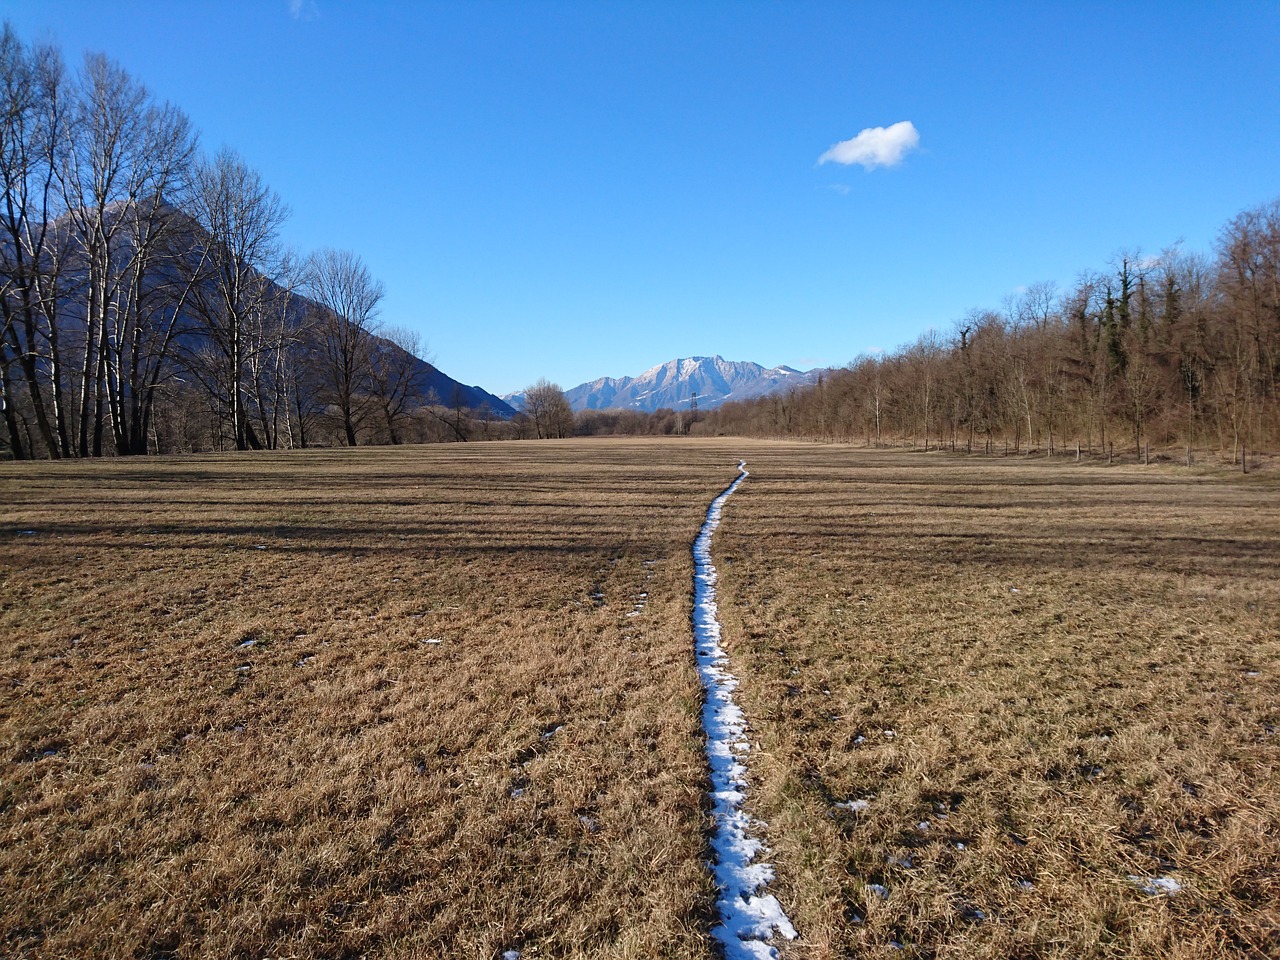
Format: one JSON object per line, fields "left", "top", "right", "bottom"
{"left": 694, "top": 461, "right": 797, "bottom": 959}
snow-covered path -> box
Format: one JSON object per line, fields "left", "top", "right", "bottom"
{"left": 694, "top": 461, "right": 797, "bottom": 959}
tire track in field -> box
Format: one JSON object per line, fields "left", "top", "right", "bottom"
{"left": 694, "top": 460, "right": 796, "bottom": 959}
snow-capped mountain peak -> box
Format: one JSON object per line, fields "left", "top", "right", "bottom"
{"left": 559, "top": 356, "right": 825, "bottom": 412}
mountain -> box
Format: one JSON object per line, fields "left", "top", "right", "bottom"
{"left": 505, "top": 356, "right": 826, "bottom": 414}
{"left": 417, "top": 364, "right": 516, "bottom": 417}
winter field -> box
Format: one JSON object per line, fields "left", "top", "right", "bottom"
{"left": 2, "top": 439, "right": 1278, "bottom": 959}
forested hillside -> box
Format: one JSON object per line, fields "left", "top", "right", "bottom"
{"left": 698, "top": 201, "right": 1280, "bottom": 464}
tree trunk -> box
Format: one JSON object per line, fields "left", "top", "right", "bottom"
{"left": 0, "top": 354, "right": 27, "bottom": 459}
{"left": 12, "top": 305, "right": 60, "bottom": 457}
{"left": 77, "top": 313, "right": 96, "bottom": 458}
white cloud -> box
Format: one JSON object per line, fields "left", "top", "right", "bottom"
{"left": 818, "top": 121, "right": 920, "bottom": 170}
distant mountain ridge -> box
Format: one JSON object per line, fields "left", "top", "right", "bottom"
{"left": 505, "top": 356, "right": 826, "bottom": 414}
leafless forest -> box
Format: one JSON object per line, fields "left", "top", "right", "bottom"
{"left": 0, "top": 26, "right": 464, "bottom": 460}
{"left": 694, "top": 208, "right": 1280, "bottom": 466}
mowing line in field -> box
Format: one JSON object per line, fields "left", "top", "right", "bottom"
{"left": 694, "top": 461, "right": 797, "bottom": 959}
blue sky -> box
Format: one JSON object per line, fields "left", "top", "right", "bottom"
{"left": 4, "top": 2, "right": 1279, "bottom": 395}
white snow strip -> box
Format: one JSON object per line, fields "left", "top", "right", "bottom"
{"left": 694, "top": 461, "right": 797, "bottom": 958}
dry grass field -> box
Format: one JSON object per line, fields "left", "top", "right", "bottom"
{"left": 1, "top": 440, "right": 746, "bottom": 959}
{"left": 3, "top": 438, "right": 1278, "bottom": 959}
{"left": 712, "top": 444, "right": 1280, "bottom": 959}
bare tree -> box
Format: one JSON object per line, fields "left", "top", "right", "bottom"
{"left": 184, "top": 148, "right": 288, "bottom": 450}
{"left": 522, "top": 378, "right": 573, "bottom": 439}
{"left": 904, "top": 329, "right": 944, "bottom": 449}
{"left": 59, "top": 53, "right": 201, "bottom": 455}
{"left": 368, "top": 324, "right": 429, "bottom": 443}
{"left": 847, "top": 354, "right": 886, "bottom": 446}
{"left": 0, "top": 25, "right": 67, "bottom": 458}
{"left": 240, "top": 250, "right": 305, "bottom": 450}
{"left": 1215, "top": 200, "right": 1280, "bottom": 459}
{"left": 303, "top": 248, "right": 383, "bottom": 447}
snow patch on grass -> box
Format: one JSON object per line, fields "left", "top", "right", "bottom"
{"left": 834, "top": 799, "right": 871, "bottom": 814}
{"left": 1128, "top": 875, "right": 1183, "bottom": 896}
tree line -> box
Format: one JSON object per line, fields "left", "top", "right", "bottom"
{"left": 693, "top": 199, "right": 1279, "bottom": 464}
{"left": 0, "top": 24, "right": 453, "bottom": 459}
{"left": 506, "top": 380, "right": 699, "bottom": 440}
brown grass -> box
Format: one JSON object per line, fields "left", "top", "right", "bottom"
{"left": 1, "top": 440, "right": 747, "bottom": 959}
{"left": 4, "top": 439, "right": 1278, "bottom": 959}
{"left": 713, "top": 444, "right": 1280, "bottom": 959}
